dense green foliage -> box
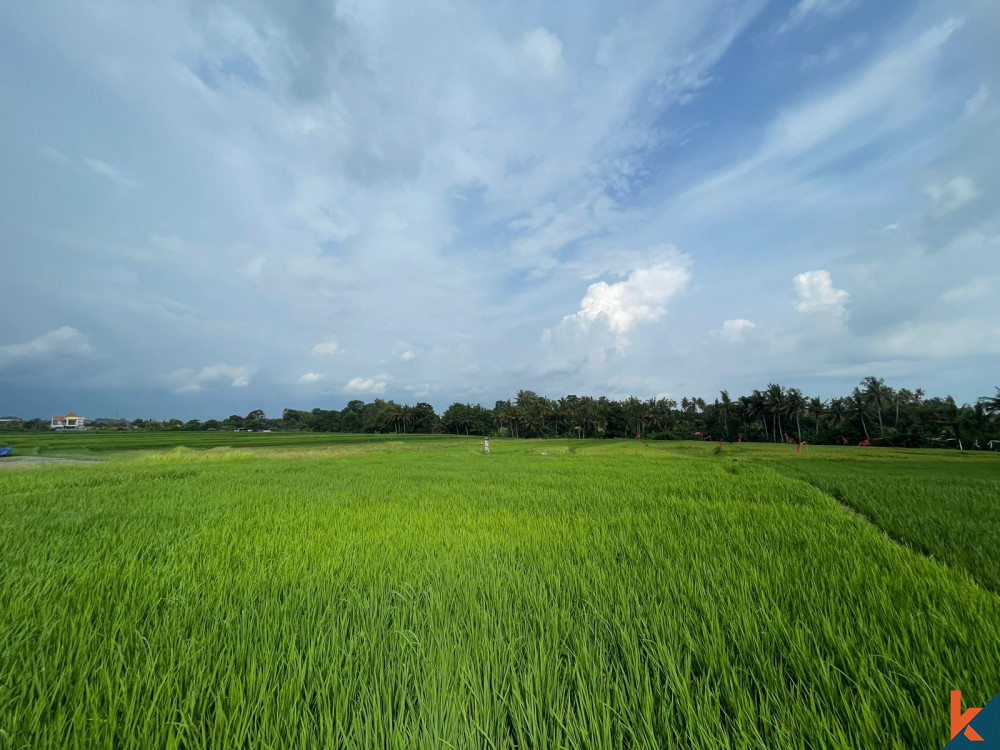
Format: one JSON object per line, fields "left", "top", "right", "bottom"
{"left": 1, "top": 440, "right": 998, "bottom": 748}
{"left": 6, "top": 380, "right": 997, "bottom": 450}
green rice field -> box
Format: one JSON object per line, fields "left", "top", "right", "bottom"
{"left": 1, "top": 436, "right": 998, "bottom": 748}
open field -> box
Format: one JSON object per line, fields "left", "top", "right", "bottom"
{"left": 0, "top": 430, "right": 457, "bottom": 459}
{"left": 1, "top": 437, "right": 998, "bottom": 748}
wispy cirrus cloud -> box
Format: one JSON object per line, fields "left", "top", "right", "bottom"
{"left": 778, "top": 0, "right": 859, "bottom": 34}
{"left": 84, "top": 157, "right": 138, "bottom": 188}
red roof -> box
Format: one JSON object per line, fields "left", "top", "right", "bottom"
{"left": 66, "top": 412, "right": 80, "bottom": 418}
{"left": 53, "top": 415, "right": 65, "bottom": 421}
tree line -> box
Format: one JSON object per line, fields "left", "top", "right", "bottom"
{"left": 7, "top": 380, "right": 999, "bottom": 449}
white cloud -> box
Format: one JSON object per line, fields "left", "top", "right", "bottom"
{"left": 0, "top": 327, "right": 95, "bottom": 369}
{"left": 779, "top": 0, "right": 857, "bottom": 34}
{"left": 941, "top": 277, "right": 995, "bottom": 304}
{"left": 398, "top": 350, "right": 416, "bottom": 363}
{"left": 4, "top": 1, "right": 997, "bottom": 411}
{"left": 872, "top": 318, "right": 1000, "bottom": 360}
{"left": 298, "top": 372, "right": 326, "bottom": 383}
{"left": 794, "top": 270, "right": 848, "bottom": 315}
{"left": 881, "top": 223, "right": 900, "bottom": 232}
{"left": 344, "top": 377, "right": 387, "bottom": 394}
{"left": 711, "top": 319, "right": 756, "bottom": 342}
{"left": 675, "top": 16, "right": 966, "bottom": 222}
{"left": 800, "top": 33, "right": 867, "bottom": 71}
{"left": 563, "top": 251, "right": 691, "bottom": 340}
{"left": 520, "top": 28, "right": 564, "bottom": 79}
{"left": 964, "top": 84, "right": 989, "bottom": 117}
{"left": 462, "top": 364, "right": 480, "bottom": 375}
{"left": 312, "top": 337, "right": 341, "bottom": 357}
{"left": 38, "top": 145, "right": 69, "bottom": 163}
{"left": 925, "top": 176, "right": 982, "bottom": 217}
{"left": 169, "top": 364, "right": 252, "bottom": 393}
{"left": 83, "top": 157, "right": 138, "bottom": 188}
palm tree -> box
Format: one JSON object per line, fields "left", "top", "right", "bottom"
{"left": 894, "top": 388, "right": 914, "bottom": 427}
{"left": 718, "top": 390, "right": 732, "bottom": 438}
{"left": 827, "top": 397, "right": 849, "bottom": 440}
{"left": 582, "top": 398, "right": 606, "bottom": 438}
{"left": 849, "top": 388, "right": 871, "bottom": 442}
{"left": 646, "top": 397, "right": 666, "bottom": 435}
{"left": 537, "top": 397, "right": 554, "bottom": 435}
{"left": 765, "top": 383, "right": 785, "bottom": 442}
{"left": 979, "top": 387, "right": 1000, "bottom": 416}
{"left": 400, "top": 405, "right": 414, "bottom": 435}
{"left": 493, "top": 401, "right": 509, "bottom": 435}
{"left": 785, "top": 388, "right": 806, "bottom": 443}
{"left": 862, "top": 377, "right": 891, "bottom": 435}
{"left": 808, "top": 396, "right": 825, "bottom": 440}
{"left": 624, "top": 396, "right": 642, "bottom": 437}
{"left": 746, "top": 390, "right": 768, "bottom": 440}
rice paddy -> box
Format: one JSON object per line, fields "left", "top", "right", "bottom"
{"left": 1, "top": 437, "right": 997, "bottom": 748}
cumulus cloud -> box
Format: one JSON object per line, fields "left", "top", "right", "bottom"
{"left": 562, "top": 252, "right": 691, "bottom": 340}
{"left": 794, "top": 270, "right": 848, "bottom": 315}
{"left": 312, "top": 337, "right": 341, "bottom": 357}
{"left": 344, "top": 377, "right": 387, "bottom": 394}
{"left": 83, "top": 157, "right": 138, "bottom": 188}
{"left": 925, "top": 177, "right": 982, "bottom": 217}
{"left": 0, "top": 326, "right": 94, "bottom": 369}
{"left": 170, "top": 364, "right": 252, "bottom": 393}
{"left": 398, "top": 350, "right": 416, "bottom": 364}
{"left": 298, "top": 372, "right": 326, "bottom": 383}
{"left": 711, "top": 319, "right": 756, "bottom": 343}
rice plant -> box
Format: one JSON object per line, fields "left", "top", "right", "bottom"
{"left": 1, "top": 440, "right": 997, "bottom": 748}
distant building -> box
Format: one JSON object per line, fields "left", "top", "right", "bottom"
{"left": 52, "top": 412, "right": 86, "bottom": 430}
{"left": 0, "top": 416, "right": 22, "bottom": 423}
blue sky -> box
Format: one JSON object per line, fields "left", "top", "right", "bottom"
{"left": 1, "top": 0, "right": 997, "bottom": 419}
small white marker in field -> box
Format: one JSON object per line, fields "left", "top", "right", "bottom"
{"left": 483, "top": 437, "right": 490, "bottom": 454}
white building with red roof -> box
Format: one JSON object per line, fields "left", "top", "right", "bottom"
{"left": 52, "top": 412, "right": 85, "bottom": 430}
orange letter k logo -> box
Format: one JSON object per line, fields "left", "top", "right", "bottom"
{"left": 952, "top": 691, "right": 984, "bottom": 741}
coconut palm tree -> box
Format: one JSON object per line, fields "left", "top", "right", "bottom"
{"left": 746, "top": 390, "right": 768, "bottom": 439}
{"left": 862, "top": 377, "right": 891, "bottom": 435}
{"left": 849, "top": 388, "right": 871, "bottom": 442}
{"left": 785, "top": 388, "right": 806, "bottom": 443}
{"left": 537, "top": 397, "right": 554, "bottom": 435}
{"left": 718, "top": 390, "right": 732, "bottom": 438}
{"left": 894, "top": 388, "right": 915, "bottom": 427}
{"left": 808, "top": 396, "right": 825, "bottom": 440}
{"left": 765, "top": 383, "right": 786, "bottom": 442}
{"left": 825, "top": 397, "right": 849, "bottom": 440}
{"left": 979, "top": 387, "right": 1000, "bottom": 416}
